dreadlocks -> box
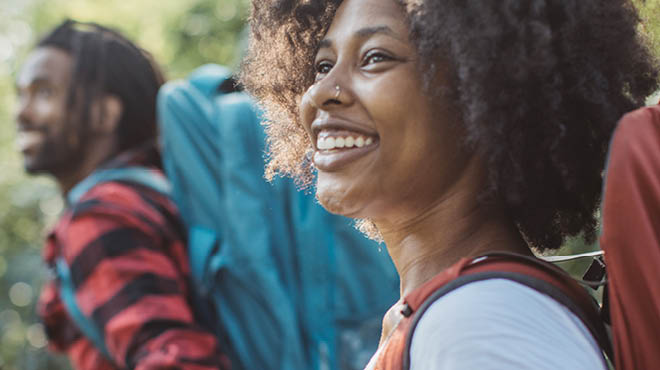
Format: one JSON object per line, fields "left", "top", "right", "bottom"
{"left": 37, "top": 19, "right": 164, "bottom": 153}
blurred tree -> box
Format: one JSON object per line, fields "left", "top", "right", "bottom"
{"left": 0, "top": 0, "right": 658, "bottom": 369}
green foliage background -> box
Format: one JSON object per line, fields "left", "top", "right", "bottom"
{"left": 0, "top": 1, "right": 658, "bottom": 369}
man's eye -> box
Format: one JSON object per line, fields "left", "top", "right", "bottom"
{"left": 36, "top": 87, "right": 54, "bottom": 98}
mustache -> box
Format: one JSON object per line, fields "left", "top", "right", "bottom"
{"left": 16, "top": 121, "right": 52, "bottom": 133}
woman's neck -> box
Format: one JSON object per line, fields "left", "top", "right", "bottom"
{"left": 376, "top": 160, "right": 532, "bottom": 298}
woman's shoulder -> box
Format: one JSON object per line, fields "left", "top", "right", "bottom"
{"left": 409, "top": 278, "right": 606, "bottom": 370}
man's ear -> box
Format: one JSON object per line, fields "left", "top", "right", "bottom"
{"left": 92, "top": 95, "right": 123, "bottom": 134}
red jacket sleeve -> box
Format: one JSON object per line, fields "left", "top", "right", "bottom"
{"left": 600, "top": 105, "right": 660, "bottom": 370}
{"left": 38, "top": 279, "right": 118, "bottom": 370}
{"left": 42, "top": 183, "right": 229, "bottom": 370}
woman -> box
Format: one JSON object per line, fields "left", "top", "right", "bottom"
{"left": 241, "top": 0, "right": 658, "bottom": 368}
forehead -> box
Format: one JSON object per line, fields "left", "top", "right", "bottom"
{"left": 17, "top": 46, "right": 73, "bottom": 88}
{"left": 325, "top": 0, "right": 407, "bottom": 40}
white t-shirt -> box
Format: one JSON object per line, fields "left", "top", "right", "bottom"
{"left": 365, "top": 279, "right": 606, "bottom": 370}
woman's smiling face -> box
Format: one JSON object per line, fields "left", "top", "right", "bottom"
{"left": 300, "top": 0, "right": 470, "bottom": 224}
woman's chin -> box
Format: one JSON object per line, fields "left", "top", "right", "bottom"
{"left": 316, "top": 192, "right": 352, "bottom": 216}
{"left": 315, "top": 186, "right": 365, "bottom": 218}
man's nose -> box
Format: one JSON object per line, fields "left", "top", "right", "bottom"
{"left": 15, "top": 95, "right": 35, "bottom": 128}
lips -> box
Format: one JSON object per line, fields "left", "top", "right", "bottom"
{"left": 16, "top": 130, "right": 44, "bottom": 153}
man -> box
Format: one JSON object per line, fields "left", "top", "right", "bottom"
{"left": 15, "top": 20, "right": 228, "bottom": 369}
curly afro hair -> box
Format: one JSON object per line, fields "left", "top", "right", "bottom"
{"left": 240, "top": 0, "right": 659, "bottom": 251}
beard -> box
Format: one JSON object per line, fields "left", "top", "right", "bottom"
{"left": 22, "top": 126, "right": 83, "bottom": 178}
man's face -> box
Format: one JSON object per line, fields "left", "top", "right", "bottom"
{"left": 15, "top": 47, "right": 81, "bottom": 175}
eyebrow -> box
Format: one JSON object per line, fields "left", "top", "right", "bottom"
{"left": 318, "top": 25, "right": 403, "bottom": 50}
{"left": 15, "top": 76, "right": 53, "bottom": 91}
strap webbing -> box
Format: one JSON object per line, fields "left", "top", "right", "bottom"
{"left": 67, "top": 167, "right": 171, "bottom": 205}
{"left": 401, "top": 254, "right": 613, "bottom": 369}
{"left": 56, "top": 258, "right": 112, "bottom": 359}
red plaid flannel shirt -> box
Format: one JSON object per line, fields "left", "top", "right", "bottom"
{"left": 38, "top": 147, "right": 229, "bottom": 370}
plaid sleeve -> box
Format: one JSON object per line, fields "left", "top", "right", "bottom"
{"left": 49, "top": 182, "right": 229, "bottom": 370}
{"left": 38, "top": 278, "right": 118, "bottom": 370}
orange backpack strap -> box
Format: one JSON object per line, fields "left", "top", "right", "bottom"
{"left": 393, "top": 252, "right": 613, "bottom": 370}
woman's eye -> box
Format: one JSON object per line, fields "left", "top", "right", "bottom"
{"left": 363, "top": 51, "right": 393, "bottom": 67}
{"left": 316, "top": 61, "right": 333, "bottom": 75}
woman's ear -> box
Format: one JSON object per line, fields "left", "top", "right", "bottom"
{"left": 91, "top": 95, "right": 123, "bottom": 134}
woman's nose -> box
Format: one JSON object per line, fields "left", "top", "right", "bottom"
{"left": 312, "top": 81, "right": 339, "bottom": 108}
{"left": 299, "top": 66, "right": 352, "bottom": 131}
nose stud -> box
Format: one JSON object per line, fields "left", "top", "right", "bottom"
{"left": 334, "top": 85, "right": 341, "bottom": 100}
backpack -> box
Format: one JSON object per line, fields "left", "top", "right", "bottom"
{"left": 57, "top": 64, "right": 400, "bottom": 370}
{"left": 599, "top": 103, "right": 660, "bottom": 370}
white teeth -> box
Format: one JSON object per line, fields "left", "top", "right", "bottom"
{"left": 16, "top": 131, "right": 43, "bottom": 150}
{"left": 316, "top": 135, "right": 375, "bottom": 150}
{"left": 326, "top": 137, "right": 336, "bottom": 149}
